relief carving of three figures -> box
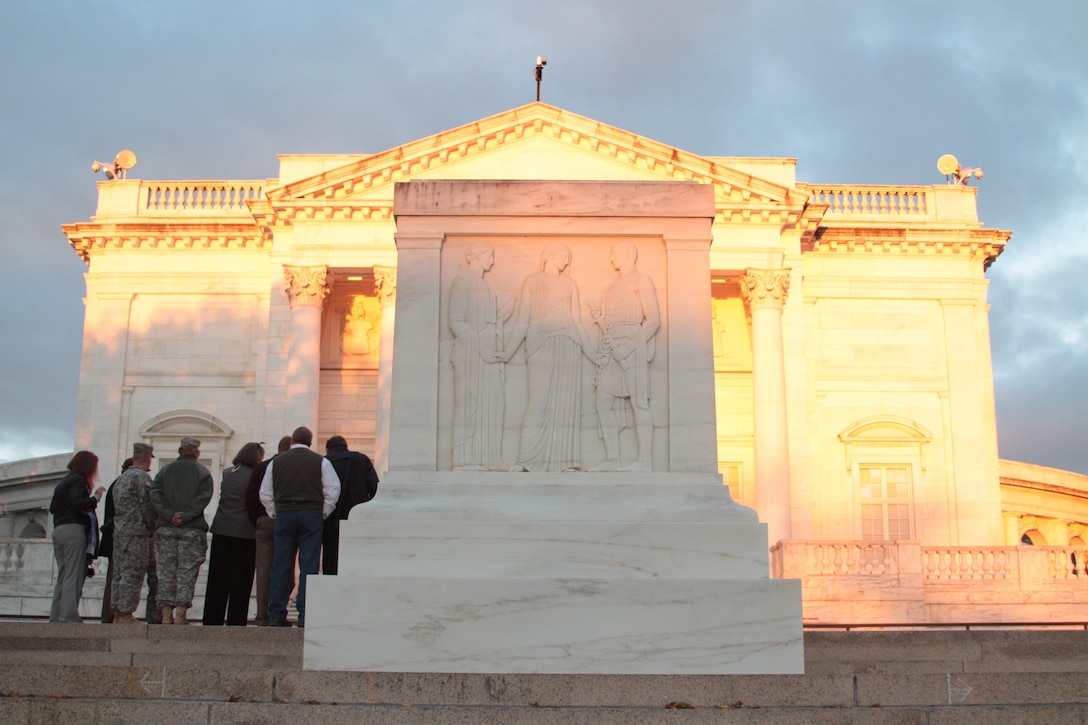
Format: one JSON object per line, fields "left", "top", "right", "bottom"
{"left": 449, "top": 241, "right": 659, "bottom": 473}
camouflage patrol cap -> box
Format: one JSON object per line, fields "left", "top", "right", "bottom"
{"left": 133, "top": 442, "right": 154, "bottom": 458}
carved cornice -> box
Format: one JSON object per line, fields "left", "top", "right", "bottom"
{"left": 265, "top": 202, "right": 395, "bottom": 227}
{"left": 804, "top": 227, "right": 1010, "bottom": 269}
{"left": 283, "top": 265, "right": 330, "bottom": 308}
{"left": 740, "top": 268, "right": 791, "bottom": 312}
{"left": 715, "top": 203, "right": 810, "bottom": 227}
{"left": 795, "top": 203, "right": 830, "bottom": 247}
{"left": 62, "top": 222, "right": 265, "bottom": 263}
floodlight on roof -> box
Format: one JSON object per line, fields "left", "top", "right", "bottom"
{"left": 937, "top": 153, "right": 983, "bottom": 186}
{"left": 91, "top": 149, "right": 138, "bottom": 181}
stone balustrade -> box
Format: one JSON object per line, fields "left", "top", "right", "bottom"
{"left": 798, "top": 183, "right": 986, "bottom": 225}
{"left": 109, "top": 180, "right": 945, "bottom": 221}
{"left": 799, "top": 184, "right": 929, "bottom": 217}
{"left": 0, "top": 540, "right": 37, "bottom": 573}
{"left": 920, "top": 546, "right": 1088, "bottom": 580}
{"left": 87, "top": 179, "right": 982, "bottom": 227}
{"left": 772, "top": 540, "right": 1088, "bottom": 624}
{"left": 772, "top": 540, "right": 902, "bottom": 577}
{"left": 774, "top": 540, "right": 1088, "bottom": 581}
{"left": 922, "top": 546, "right": 1017, "bottom": 580}
{"left": 142, "top": 181, "right": 264, "bottom": 214}
{"left": 90, "top": 179, "right": 266, "bottom": 219}
{"left": 0, "top": 538, "right": 205, "bottom": 619}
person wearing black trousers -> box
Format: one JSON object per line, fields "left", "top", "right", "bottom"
{"left": 202, "top": 442, "right": 264, "bottom": 626}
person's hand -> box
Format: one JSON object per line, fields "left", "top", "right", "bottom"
{"left": 171, "top": 512, "right": 184, "bottom": 527}
{"left": 94, "top": 486, "right": 106, "bottom": 499}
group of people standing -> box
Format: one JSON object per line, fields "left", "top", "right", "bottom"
{"left": 48, "top": 427, "right": 377, "bottom": 626}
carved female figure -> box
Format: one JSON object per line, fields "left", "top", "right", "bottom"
{"left": 448, "top": 242, "right": 508, "bottom": 471}
{"left": 502, "top": 242, "right": 595, "bottom": 472}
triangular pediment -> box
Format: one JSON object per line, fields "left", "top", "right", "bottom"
{"left": 264, "top": 103, "right": 801, "bottom": 210}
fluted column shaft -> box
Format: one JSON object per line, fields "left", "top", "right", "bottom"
{"left": 283, "top": 265, "right": 329, "bottom": 430}
{"left": 741, "top": 268, "right": 792, "bottom": 548}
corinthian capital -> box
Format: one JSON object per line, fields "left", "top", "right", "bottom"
{"left": 374, "top": 265, "right": 397, "bottom": 308}
{"left": 740, "top": 268, "right": 791, "bottom": 311}
{"left": 283, "top": 265, "right": 330, "bottom": 308}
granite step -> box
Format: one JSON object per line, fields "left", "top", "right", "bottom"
{"left": 1, "top": 624, "right": 1087, "bottom": 723}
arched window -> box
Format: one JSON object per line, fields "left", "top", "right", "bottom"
{"left": 1021, "top": 530, "right": 1045, "bottom": 546}
{"left": 18, "top": 521, "right": 46, "bottom": 539}
{"left": 138, "top": 410, "right": 233, "bottom": 477}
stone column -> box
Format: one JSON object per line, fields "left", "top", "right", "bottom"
{"left": 741, "top": 268, "right": 792, "bottom": 548}
{"left": 373, "top": 265, "right": 397, "bottom": 476}
{"left": 283, "top": 265, "right": 329, "bottom": 430}
{"left": 1040, "top": 519, "right": 1071, "bottom": 547}
{"left": 1002, "top": 512, "right": 1023, "bottom": 545}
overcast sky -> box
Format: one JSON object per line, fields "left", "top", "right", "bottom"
{"left": 1, "top": 1, "right": 1085, "bottom": 474}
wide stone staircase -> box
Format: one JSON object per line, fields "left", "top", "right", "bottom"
{"left": 1, "top": 622, "right": 1087, "bottom": 723}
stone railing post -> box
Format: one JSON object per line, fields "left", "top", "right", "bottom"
{"left": 741, "top": 268, "right": 792, "bottom": 549}
{"left": 283, "top": 265, "right": 329, "bottom": 430}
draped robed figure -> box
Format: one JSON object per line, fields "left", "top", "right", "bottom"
{"left": 449, "top": 242, "right": 509, "bottom": 471}
{"left": 502, "top": 242, "right": 596, "bottom": 473}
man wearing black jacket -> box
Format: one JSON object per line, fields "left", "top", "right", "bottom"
{"left": 322, "top": 436, "right": 379, "bottom": 575}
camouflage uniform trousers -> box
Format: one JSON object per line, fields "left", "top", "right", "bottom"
{"left": 108, "top": 556, "right": 160, "bottom": 622}
{"left": 153, "top": 527, "right": 207, "bottom": 608}
{"left": 112, "top": 534, "right": 155, "bottom": 615}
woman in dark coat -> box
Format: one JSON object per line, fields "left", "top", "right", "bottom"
{"left": 202, "top": 442, "right": 263, "bottom": 625}
{"left": 49, "top": 451, "right": 105, "bottom": 623}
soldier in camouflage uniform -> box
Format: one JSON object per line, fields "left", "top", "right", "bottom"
{"left": 111, "top": 443, "right": 158, "bottom": 623}
{"left": 150, "top": 437, "right": 214, "bottom": 625}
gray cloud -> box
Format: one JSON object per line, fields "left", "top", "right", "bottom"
{"left": 1, "top": 0, "right": 1085, "bottom": 473}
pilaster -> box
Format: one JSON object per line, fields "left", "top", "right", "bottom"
{"left": 75, "top": 290, "right": 135, "bottom": 478}
{"left": 386, "top": 233, "right": 444, "bottom": 471}
{"left": 664, "top": 236, "right": 718, "bottom": 473}
{"left": 373, "top": 265, "right": 397, "bottom": 476}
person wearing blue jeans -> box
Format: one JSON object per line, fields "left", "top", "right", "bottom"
{"left": 259, "top": 426, "right": 340, "bottom": 627}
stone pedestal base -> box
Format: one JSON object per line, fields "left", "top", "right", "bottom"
{"left": 304, "top": 472, "right": 803, "bottom": 674}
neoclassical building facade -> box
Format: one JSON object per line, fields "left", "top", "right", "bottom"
{"left": 3, "top": 102, "right": 1086, "bottom": 623}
